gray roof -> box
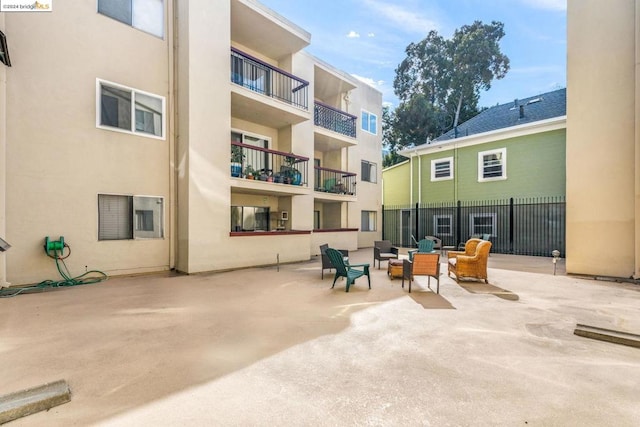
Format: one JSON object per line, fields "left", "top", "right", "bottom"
{"left": 432, "top": 88, "right": 566, "bottom": 143}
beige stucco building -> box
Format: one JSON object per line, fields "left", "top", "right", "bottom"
{"left": 567, "top": 0, "right": 640, "bottom": 279}
{"left": 0, "top": 0, "right": 382, "bottom": 286}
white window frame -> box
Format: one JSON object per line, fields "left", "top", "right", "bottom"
{"left": 433, "top": 214, "right": 453, "bottom": 236}
{"left": 361, "top": 160, "right": 377, "bottom": 183}
{"left": 470, "top": 213, "right": 497, "bottom": 237}
{"left": 478, "top": 148, "right": 507, "bottom": 182}
{"left": 431, "top": 157, "right": 454, "bottom": 181}
{"left": 361, "top": 110, "right": 378, "bottom": 135}
{"left": 97, "top": 0, "right": 165, "bottom": 38}
{"left": 96, "top": 79, "right": 166, "bottom": 140}
{"left": 98, "top": 194, "right": 165, "bottom": 241}
{"left": 361, "top": 210, "right": 377, "bottom": 231}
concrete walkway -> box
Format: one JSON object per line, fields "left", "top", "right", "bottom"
{"left": 1, "top": 251, "right": 638, "bottom": 426}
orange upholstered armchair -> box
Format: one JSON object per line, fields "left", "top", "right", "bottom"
{"left": 447, "top": 238, "right": 482, "bottom": 261}
{"left": 447, "top": 240, "right": 492, "bottom": 283}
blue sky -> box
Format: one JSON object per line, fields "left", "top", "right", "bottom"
{"left": 258, "top": 0, "right": 567, "bottom": 109}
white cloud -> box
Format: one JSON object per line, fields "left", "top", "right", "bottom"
{"left": 360, "top": 0, "right": 440, "bottom": 34}
{"left": 351, "top": 74, "right": 385, "bottom": 88}
{"left": 346, "top": 31, "right": 360, "bottom": 38}
{"left": 521, "top": 0, "right": 566, "bottom": 11}
{"left": 367, "top": 32, "right": 375, "bottom": 38}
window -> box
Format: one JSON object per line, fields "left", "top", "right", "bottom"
{"left": 314, "top": 210, "right": 320, "bottom": 230}
{"left": 431, "top": 157, "right": 453, "bottom": 181}
{"left": 470, "top": 213, "right": 496, "bottom": 237}
{"left": 98, "top": 0, "right": 164, "bottom": 38}
{"left": 361, "top": 160, "right": 377, "bottom": 183}
{"left": 98, "top": 194, "right": 164, "bottom": 240}
{"left": 361, "top": 210, "right": 377, "bottom": 231}
{"left": 434, "top": 215, "right": 453, "bottom": 236}
{"left": 478, "top": 148, "right": 507, "bottom": 181}
{"left": 97, "top": 79, "right": 165, "bottom": 139}
{"left": 231, "top": 206, "right": 270, "bottom": 232}
{"left": 231, "top": 130, "right": 270, "bottom": 175}
{"left": 361, "top": 110, "right": 377, "bottom": 134}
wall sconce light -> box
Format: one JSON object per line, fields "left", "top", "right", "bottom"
{"left": 0, "top": 30, "right": 11, "bottom": 67}
{"left": 0, "top": 237, "right": 11, "bottom": 252}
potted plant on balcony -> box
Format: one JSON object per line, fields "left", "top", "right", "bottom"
{"left": 231, "top": 145, "right": 244, "bottom": 177}
{"left": 283, "top": 155, "right": 302, "bottom": 185}
{"left": 244, "top": 165, "right": 255, "bottom": 179}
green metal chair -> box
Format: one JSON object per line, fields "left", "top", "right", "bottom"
{"left": 408, "top": 239, "right": 436, "bottom": 261}
{"left": 325, "top": 248, "right": 371, "bottom": 292}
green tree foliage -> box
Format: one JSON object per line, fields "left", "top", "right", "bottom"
{"left": 385, "top": 20, "right": 509, "bottom": 165}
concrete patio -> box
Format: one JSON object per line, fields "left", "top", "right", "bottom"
{"left": 1, "top": 250, "right": 639, "bottom": 426}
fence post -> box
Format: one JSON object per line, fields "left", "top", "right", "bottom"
{"left": 509, "top": 197, "right": 514, "bottom": 254}
{"left": 414, "top": 202, "right": 420, "bottom": 247}
{"left": 456, "top": 200, "right": 462, "bottom": 247}
{"left": 380, "top": 205, "right": 385, "bottom": 240}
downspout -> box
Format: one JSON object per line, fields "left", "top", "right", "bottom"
{"left": 409, "top": 153, "right": 414, "bottom": 205}
{"left": 635, "top": 0, "right": 640, "bottom": 279}
{"left": 168, "top": 0, "right": 177, "bottom": 270}
{"left": 417, "top": 150, "right": 422, "bottom": 204}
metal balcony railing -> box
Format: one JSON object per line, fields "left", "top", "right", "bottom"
{"left": 314, "top": 101, "right": 357, "bottom": 138}
{"left": 231, "top": 142, "right": 309, "bottom": 186}
{"left": 231, "top": 47, "right": 309, "bottom": 110}
{"left": 314, "top": 166, "right": 357, "bottom": 195}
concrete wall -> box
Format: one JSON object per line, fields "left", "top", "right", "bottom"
{"left": 0, "top": 13, "right": 6, "bottom": 285}
{"left": 4, "top": 2, "right": 172, "bottom": 284}
{"left": 566, "top": 0, "right": 638, "bottom": 278}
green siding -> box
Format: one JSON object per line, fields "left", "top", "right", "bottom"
{"left": 419, "top": 129, "right": 566, "bottom": 202}
{"left": 383, "top": 129, "right": 566, "bottom": 204}
{"left": 382, "top": 161, "right": 412, "bottom": 206}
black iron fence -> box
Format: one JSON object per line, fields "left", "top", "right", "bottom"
{"left": 231, "top": 48, "right": 309, "bottom": 110}
{"left": 383, "top": 197, "right": 565, "bottom": 257}
{"left": 314, "top": 101, "right": 357, "bottom": 138}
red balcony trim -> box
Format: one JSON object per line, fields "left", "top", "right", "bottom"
{"left": 314, "top": 165, "right": 356, "bottom": 177}
{"left": 231, "top": 47, "right": 309, "bottom": 87}
{"left": 313, "top": 228, "right": 359, "bottom": 233}
{"left": 232, "top": 141, "right": 309, "bottom": 162}
{"left": 230, "top": 230, "right": 312, "bottom": 237}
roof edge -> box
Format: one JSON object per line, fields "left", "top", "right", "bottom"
{"left": 399, "top": 115, "right": 566, "bottom": 157}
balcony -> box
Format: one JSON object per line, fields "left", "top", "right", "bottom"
{"left": 231, "top": 141, "right": 309, "bottom": 196}
{"left": 314, "top": 166, "right": 357, "bottom": 202}
{"left": 315, "top": 101, "right": 356, "bottom": 137}
{"left": 231, "top": 48, "right": 311, "bottom": 129}
{"left": 314, "top": 102, "right": 357, "bottom": 151}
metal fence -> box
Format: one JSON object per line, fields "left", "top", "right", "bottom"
{"left": 383, "top": 197, "right": 565, "bottom": 257}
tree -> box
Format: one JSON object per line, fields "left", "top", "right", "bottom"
{"left": 389, "top": 20, "right": 509, "bottom": 157}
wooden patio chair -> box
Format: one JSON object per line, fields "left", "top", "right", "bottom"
{"left": 406, "top": 253, "right": 441, "bottom": 293}
{"left": 319, "top": 244, "right": 348, "bottom": 279}
{"left": 373, "top": 240, "right": 399, "bottom": 269}
{"left": 408, "top": 239, "right": 436, "bottom": 261}
{"left": 448, "top": 240, "right": 492, "bottom": 283}
{"left": 325, "top": 248, "right": 371, "bottom": 292}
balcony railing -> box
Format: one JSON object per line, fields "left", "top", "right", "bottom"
{"left": 231, "top": 142, "right": 309, "bottom": 186}
{"left": 314, "top": 166, "right": 357, "bottom": 195}
{"left": 231, "top": 47, "right": 309, "bottom": 111}
{"left": 314, "top": 101, "right": 357, "bottom": 138}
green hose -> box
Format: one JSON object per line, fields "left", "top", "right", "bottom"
{"left": 0, "top": 251, "right": 108, "bottom": 298}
